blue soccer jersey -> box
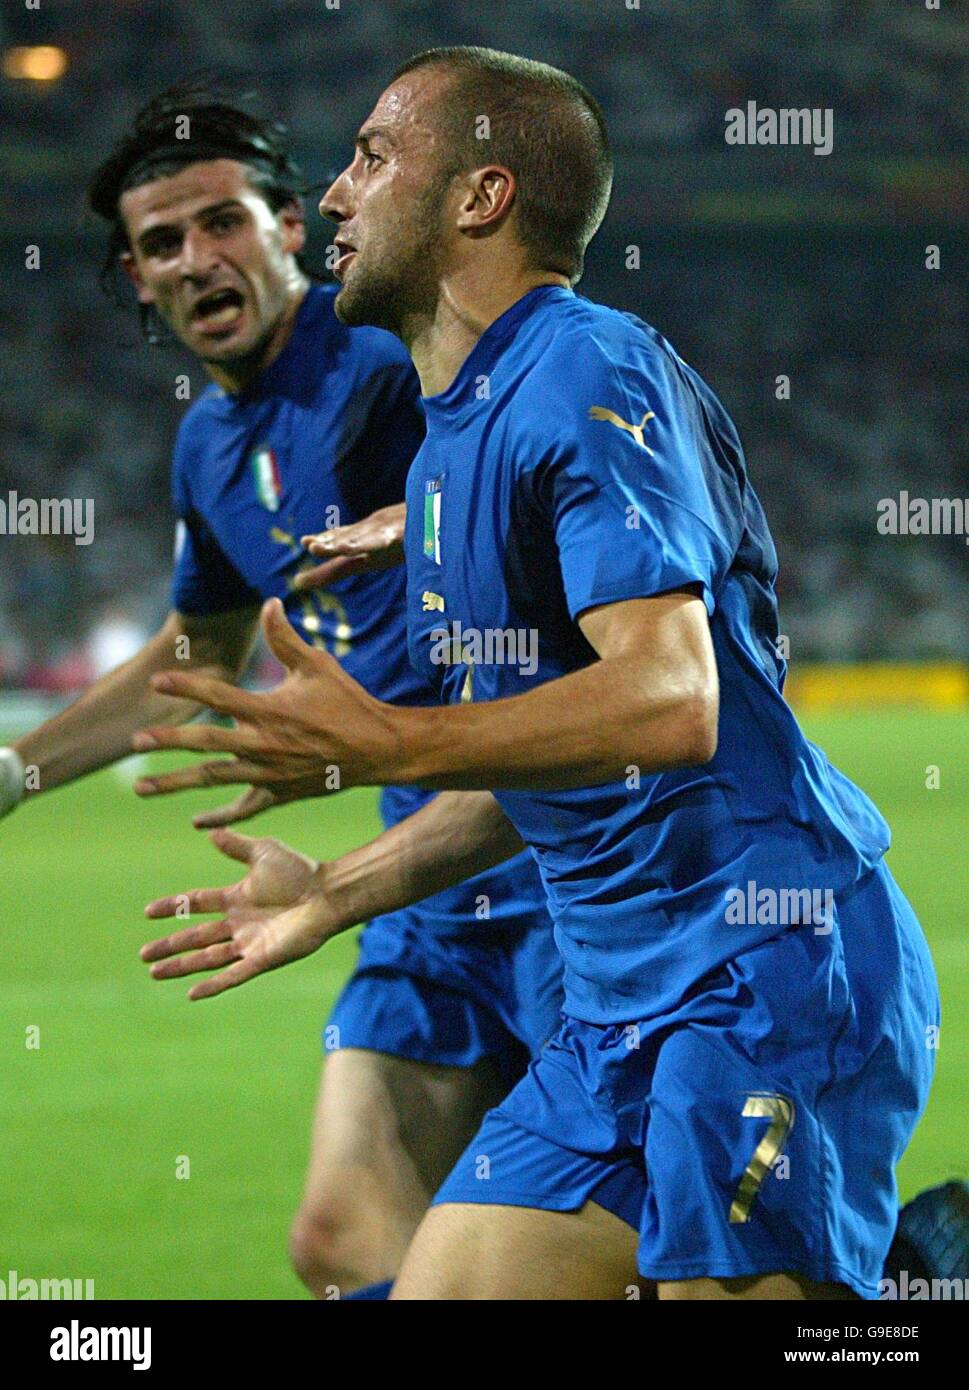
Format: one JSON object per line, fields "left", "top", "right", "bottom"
{"left": 172, "top": 282, "right": 425, "bottom": 709}
{"left": 405, "top": 285, "right": 892, "bottom": 1023}
{"left": 171, "top": 282, "right": 551, "bottom": 940}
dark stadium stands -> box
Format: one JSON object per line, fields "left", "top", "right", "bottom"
{"left": 1, "top": 0, "right": 966, "bottom": 679}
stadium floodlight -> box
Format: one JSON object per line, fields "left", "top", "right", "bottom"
{"left": 2, "top": 45, "right": 69, "bottom": 82}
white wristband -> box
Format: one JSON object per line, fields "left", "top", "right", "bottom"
{"left": 0, "top": 747, "right": 26, "bottom": 818}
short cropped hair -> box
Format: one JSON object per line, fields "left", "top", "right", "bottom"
{"left": 392, "top": 47, "right": 612, "bottom": 283}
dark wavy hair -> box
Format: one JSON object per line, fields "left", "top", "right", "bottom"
{"left": 88, "top": 78, "right": 310, "bottom": 342}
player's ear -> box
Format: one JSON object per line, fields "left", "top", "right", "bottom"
{"left": 455, "top": 166, "right": 516, "bottom": 234}
{"left": 119, "top": 251, "right": 155, "bottom": 305}
{"left": 278, "top": 199, "right": 307, "bottom": 257}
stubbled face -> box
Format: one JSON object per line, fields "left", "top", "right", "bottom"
{"left": 320, "top": 71, "right": 458, "bottom": 334}
{"left": 119, "top": 159, "right": 304, "bottom": 364}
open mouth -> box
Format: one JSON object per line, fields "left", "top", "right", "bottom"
{"left": 334, "top": 245, "right": 357, "bottom": 279}
{"left": 192, "top": 287, "right": 245, "bottom": 329}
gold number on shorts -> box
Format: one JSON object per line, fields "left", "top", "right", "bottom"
{"left": 728, "top": 1093, "right": 795, "bottom": 1224}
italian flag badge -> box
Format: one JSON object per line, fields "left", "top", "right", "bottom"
{"left": 251, "top": 446, "right": 282, "bottom": 512}
{"left": 424, "top": 476, "right": 442, "bottom": 564}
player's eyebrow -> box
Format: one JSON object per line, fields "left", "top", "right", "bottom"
{"left": 136, "top": 199, "right": 245, "bottom": 251}
{"left": 355, "top": 126, "right": 395, "bottom": 151}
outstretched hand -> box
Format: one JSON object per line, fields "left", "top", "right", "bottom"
{"left": 292, "top": 502, "right": 406, "bottom": 591}
{"left": 140, "top": 828, "right": 341, "bottom": 999}
{"left": 131, "top": 598, "right": 407, "bottom": 807}
{"left": 190, "top": 786, "right": 278, "bottom": 830}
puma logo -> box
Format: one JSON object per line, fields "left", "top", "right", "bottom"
{"left": 588, "top": 405, "right": 656, "bottom": 454}
{"left": 422, "top": 591, "right": 445, "bottom": 612}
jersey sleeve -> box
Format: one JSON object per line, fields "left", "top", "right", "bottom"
{"left": 540, "top": 339, "right": 743, "bottom": 621}
{"left": 170, "top": 428, "right": 261, "bottom": 617}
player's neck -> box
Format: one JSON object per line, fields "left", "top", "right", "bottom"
{"left": 203, "top": 276, "right": 311, "bottom": 395}
{"left": 407, "top": 268, "right": 570, "bottom": 398}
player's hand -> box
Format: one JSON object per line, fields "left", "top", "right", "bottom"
{"left": 191, "top": 786, "right": 278, "bottom": 830}
{"left": 292, "top": 502, "right": 406, "bottom": 590}
{"left": 140, "top": 828, "right": 340, "bottom": 999}
{"left": 131, "top": 598, "right": 408, "bottom": 804}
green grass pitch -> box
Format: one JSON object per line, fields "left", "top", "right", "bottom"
{"left": 1, "top": 710, "right": 966, "bottom": 1299}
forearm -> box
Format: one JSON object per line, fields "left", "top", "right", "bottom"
{"left": 319, "top": 789, "right": 525, "bottom": 931}
{"left": 391, "top": 651, "right": 715, "bottom": 792}
{"left": 14, "top": 613, "right": 251, "bottom": 794}
{"left": 132, "top": 594, "right": 718, "bottom": 809}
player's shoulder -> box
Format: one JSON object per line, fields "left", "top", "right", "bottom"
{"left": 509, "top": 292, "right": 687, "bottom": 459}
{"left": 172, "top": 381, "right": 226, "bottom": 462}
{"left": 530, "top": 292, "right": 680, "bottom": 397}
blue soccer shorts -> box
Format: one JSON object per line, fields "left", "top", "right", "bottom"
{"left": 433, "top": 859, "right": 939, "bottom": 1298}
{"left": 326, "top": 903, "right": 564, "bottom": 1086}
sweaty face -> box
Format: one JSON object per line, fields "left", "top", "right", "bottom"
{"left": 119, "top": 159, "right": 302, "bottom": 364}
{"left": 320, "top": 73, "right": 457, "bottom": 334}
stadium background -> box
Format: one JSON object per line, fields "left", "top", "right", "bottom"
{"left": 1, "top": 0, "right": 966, "bottom": 1298}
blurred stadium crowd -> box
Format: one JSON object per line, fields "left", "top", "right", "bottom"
{"left": 1, "top": 0, "right": 966, "bottom": 688}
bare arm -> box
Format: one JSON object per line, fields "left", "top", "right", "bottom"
{"left": 322, "top": 788, "right": 523, "bottom": 924}
{"left": 141, "top": 789, "right": 525, "bottom": 999}
{"left": 395, "top": 591, "right": 719, "bottom": 789}
{"left": 132, "top": 590, "right": 719, "bottom": 803}
{"left": 137, "top": 592, "right": 718, "bottom": 1000}
{"left": 13, "top": 607, "right": 258, "bottom": 796}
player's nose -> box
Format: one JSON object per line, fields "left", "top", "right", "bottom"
{"left": 319, "top": 166, "right": 353, "bottom": 224}
{"left": 178, "top": 226, "right": 222, "bottom": 278}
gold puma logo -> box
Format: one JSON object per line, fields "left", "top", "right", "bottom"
{"left": 422, "top": 591, "right": 445, "bottom": 612}
{"left": 588, "top": 405, "right": 655, "bottom": 454}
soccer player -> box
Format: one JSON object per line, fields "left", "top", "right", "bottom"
{"left": 0, "top": 83, "right": 563, "bottom": 1300}
{"left": 135, "top": 50, "right": 941, "bottom": 1300}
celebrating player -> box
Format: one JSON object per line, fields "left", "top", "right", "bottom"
{"left": 136, "top": 50, "right": 943, "bottom": 1300}
{"left": 0, "top": 83, "right": 564, "bottom": 1301}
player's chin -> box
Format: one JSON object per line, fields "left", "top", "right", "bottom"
{"left": 331, "top": 286, "right": 356, "bottom": 325}
{"left": 185, "top": 306, "right": 253, "bottom": 354}
{"left": 332, "top": 275, "right": 384, "bottom": 329}
{"left": 191, "top": 322, "right": 259, "bottom": 360}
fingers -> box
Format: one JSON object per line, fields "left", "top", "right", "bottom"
{"left": 301, "top": 503, "right": 406, "bottom": 559}
{"left": 261, "top": 597, "right": 317, "bottom": 672}
{"left": 140, "top": 917, "right": 233, "bottom": 963}
{"left": 144, "top": 887, "right": 228, "bottom": 920}
{"left": 207, "top": 827, "right": 258, "bottom": 864}
{"left": 291, "top": 555, "right": 367, "bottom": 590}
{"left": 301, "top": 527, "right": 370, "bottom": 557}
{"left": 187, "top": 956, "right": 264, "bottom": 1001}
{"left": 147, "top": 939, "right": 243, "bottom": 980}
{"left": 132, "top": 723, "right": 259, "bottom": 755}
{"left": 133, "top": 758, "right": 270, "bottom": 797}
{"left": 192, "top": 789, "right": 276, "bottom": 829}
{"left": 146, "top": 669, "right": 262, "bottom": 719}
